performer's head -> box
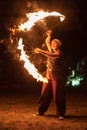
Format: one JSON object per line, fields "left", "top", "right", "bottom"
{"left": 51, "top": 39, "right": 62, "bottom": 51}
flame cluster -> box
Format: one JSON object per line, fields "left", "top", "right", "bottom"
{"left": 18, "top": 38, "right": 48, "bottom": 83}
{"left": 18, "top": 11, "right": 65, "bottom": 83}
{"left": 19, "top": 11, "right": 65, "bottom": 31}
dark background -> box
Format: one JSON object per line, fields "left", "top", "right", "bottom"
{"left": 0, "top": 0, "right": 87, "bottom": 86}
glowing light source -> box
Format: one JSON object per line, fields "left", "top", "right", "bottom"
{"left": 66, "top": 69, "right": 84, "bottom": 87}
{"left": 72, "top": 80, "right": 80, "bottom": 86}
{"left": 19, "top": 11, "right": 65, "bottom": 31}
{"left": 18, "top": 38, "right": 48, "bottom": 83}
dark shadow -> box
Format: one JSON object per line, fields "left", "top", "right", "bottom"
{"left": 44, "top": 114, "right": 87, "bottom": 120}
{"left": 44, "top": 114, "right": 58, "bottom": 118}
{"left": 65, "top": 115, "right": 87, "bottom": 120}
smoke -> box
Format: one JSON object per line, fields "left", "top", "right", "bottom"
{"left": 26, "top": 1, "right": 49, "bottom": 30}
{"left": 27, "top": 1, "right": 40, "bottom": 12}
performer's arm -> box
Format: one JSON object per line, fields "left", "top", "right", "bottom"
{"left": 34, "top": 48, "right": 60, "bottom": 58}
{"left": 45, "top": 30, "right": 52, "bottom": 52}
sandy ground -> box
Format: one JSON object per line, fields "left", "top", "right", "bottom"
{"left": 0, "top": 85, "right": 87, "bottom": 130}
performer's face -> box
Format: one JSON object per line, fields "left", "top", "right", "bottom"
{"left": 51, "top": 41, "right": 59, "bottom": 50}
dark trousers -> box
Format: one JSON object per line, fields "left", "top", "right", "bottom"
{"left": 38, "top": 71, "right": 66, "bottom": 116}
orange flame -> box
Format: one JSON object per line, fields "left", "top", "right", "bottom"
{"left": 18, "top": 11, "right": 65, "bottom": 82}
{"left": 18, "top": 38, "right": 48, "bottom": 83}
{"left": 19, "top": 11, "right": 65, "bottom": 31}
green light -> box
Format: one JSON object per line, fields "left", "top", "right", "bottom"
{"left": 72, "top": 79, "right": 80, "bottom": 87}
{"left": 66, "top": 69, "right": 84, "bottom": 87}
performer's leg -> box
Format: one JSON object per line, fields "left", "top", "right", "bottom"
{"left": 56, "top": 77, "right": 66, "bottom": 116}
{"left": 38, "top": 82, "right": 52, "bottom": 115}
{"left": 51, "top": 74, "right": 66, "bottom": 116}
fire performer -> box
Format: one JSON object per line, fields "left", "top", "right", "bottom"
{"left": 34, "top": 30, "right": 67, "bottom": 119}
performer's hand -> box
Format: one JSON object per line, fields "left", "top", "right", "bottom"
{"left": 46, "top": 30, "right": 52, "bottom": 36}
{"left": 34, "top": 48, "right": 41, "bottom": 53}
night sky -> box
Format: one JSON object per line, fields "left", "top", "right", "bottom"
{"left": 0, "top": 0, "right": 87, "bottom": 84}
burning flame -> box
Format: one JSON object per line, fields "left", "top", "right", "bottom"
{"left": 18, "top": 10, "right": 65, "bottom": 82}
{"left": 19, "top": 11, "right": 65, "bottom": 31}
{"left": 18, "top": 38, "right": 48, "bottom": 83}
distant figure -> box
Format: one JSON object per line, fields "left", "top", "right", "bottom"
{"left": 34, "top": 30, "right": 67, "bottom": 119}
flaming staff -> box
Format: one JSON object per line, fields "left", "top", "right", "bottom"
{"left": 18, "top": 10, "right": 65, "bottom": 83}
